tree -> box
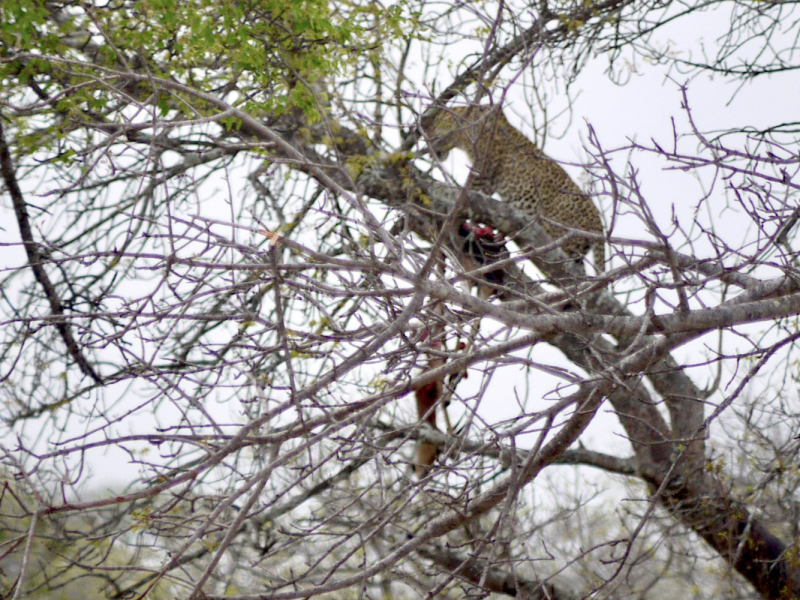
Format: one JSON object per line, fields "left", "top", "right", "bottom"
{"left": 2, "top": 0, "right": 800, "bottom": 598}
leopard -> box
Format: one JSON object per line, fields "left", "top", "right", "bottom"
{"left": 425, "top": 104, "right": 605, "bottom": 273}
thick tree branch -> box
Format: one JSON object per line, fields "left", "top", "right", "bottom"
{"left": 0, "top": 118, "right": 100, "bottom": 383}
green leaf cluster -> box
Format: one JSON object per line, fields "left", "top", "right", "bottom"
{"left": 1, "top": 0, "right": 416, "bottom": 141}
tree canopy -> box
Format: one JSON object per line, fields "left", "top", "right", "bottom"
{"left": 3, "top": 0, "right": 800, "bottom": 598}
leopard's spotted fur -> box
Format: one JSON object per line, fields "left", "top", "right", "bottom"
{"left": 426, "top": 105, "right": 605, "bottom": 272}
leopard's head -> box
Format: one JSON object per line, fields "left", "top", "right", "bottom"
{"left": 424, "top": 105, "right": 499, "bottom": 160}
